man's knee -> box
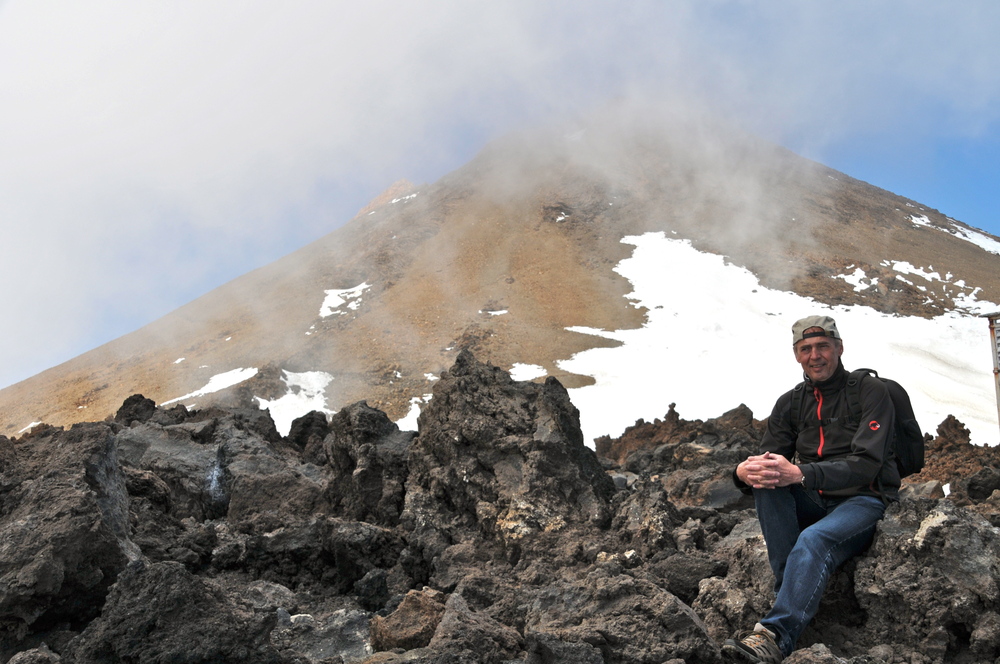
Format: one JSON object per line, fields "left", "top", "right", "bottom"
{"left": 791, "top": 526, "right": 834, "bottom": 557}
{"left": 794, "top": 516, "right": 878, "bottom": 565}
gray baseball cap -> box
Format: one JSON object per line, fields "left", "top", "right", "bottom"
{"left": 791, "top": 315, "right": 841, "bottom": 346}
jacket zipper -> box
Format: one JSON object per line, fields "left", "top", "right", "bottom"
{"left": 814, "top": 386, "right": 825, "bottom": 458}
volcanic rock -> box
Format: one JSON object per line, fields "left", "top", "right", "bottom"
{"left": 0, "top": 423, "right": 136, "bottom": 657}
{"left": 319, "top": 402, "right": 414, "bottom": 527}
{"left": 1, "top": 352, "right": 1000, "bottom": 663}
{"left": 369, "top": 587, "right": 447, "bottom": 652}
{"left": 68, "top": 560, "right": 288, "bottom": 664}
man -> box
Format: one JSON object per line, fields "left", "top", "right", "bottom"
{"left": 721, "top": 315, "right": 898, "bottom": 663}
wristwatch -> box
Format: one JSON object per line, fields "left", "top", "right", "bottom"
{"left": 799, "top": 472, "right": 807, "bottom": 487}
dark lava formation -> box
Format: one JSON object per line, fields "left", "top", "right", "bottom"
{"left": 2, "top": 351, "right": 999, "bottom": 663}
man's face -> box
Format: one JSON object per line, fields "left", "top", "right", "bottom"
{"left": 793, "top": 333, "right": 844, "bottom": 382}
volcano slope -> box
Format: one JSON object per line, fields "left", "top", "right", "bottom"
{"left": 2, "top": 352, "right": 1000, "bottom": 664}
{"left": 2, "top": 111, "right": 999, "bottom": 441}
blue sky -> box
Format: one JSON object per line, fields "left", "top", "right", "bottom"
{"left": 1, "top": 1, "right": 998, "bottom": 391}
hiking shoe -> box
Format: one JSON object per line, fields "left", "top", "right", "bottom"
{"left": 721, "top": 624, "right": 783, "bottom": 663}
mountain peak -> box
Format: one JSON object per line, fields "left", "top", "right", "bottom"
{"left": 2, "top": 117, "right": 998, "bottom": 445}
{"left": 355, "top": 179, "right": 419, "bottom": 218}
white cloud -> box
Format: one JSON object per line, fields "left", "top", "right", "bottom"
{"left": 1, "top": 1, "right": 999, "bottom": 390}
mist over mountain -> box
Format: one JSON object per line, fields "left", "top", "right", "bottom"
{"left": 3, "top": 108, "right": 998, "bottom": 445}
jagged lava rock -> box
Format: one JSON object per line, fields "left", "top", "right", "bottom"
{"left": 604, "top": 403, "right": 763, "bottom": 511}
{"left": 402, "top": 350, "right": 615, "bottom": 555}
{"left": 0, "top": 423, "right": 137, "bottom": 660}
{"left": 318, "top": 401, "right": 414, "bottom": 528}
{"left": 854, "top": 498, "right": 1000, "bottom": 661}
{"left": 67, "top": 560, "right": 290, "bottom": 664}
{"left": 369, "top": 587, "right": 447, "bottom": 651}
{"left": 3, "top": 352, "right": 1000, "bottom": 663}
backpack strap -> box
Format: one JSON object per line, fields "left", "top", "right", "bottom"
{"left": 846, "top": 368, "right": 878, "bottom": 425}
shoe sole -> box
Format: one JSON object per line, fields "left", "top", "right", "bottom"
{"left": 721, "top": 642, "right": 772, "bottom": 664}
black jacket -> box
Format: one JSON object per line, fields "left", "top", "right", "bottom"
{"left": 736, "top": 362, "right": 899, "bottom": 500}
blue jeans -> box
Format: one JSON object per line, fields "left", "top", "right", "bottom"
{"left": 753, "top": 486, "right": 885, "bottom": 657}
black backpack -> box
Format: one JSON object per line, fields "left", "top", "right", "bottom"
{"left": 790, "top": 368, "right": 924, "bottom": 478}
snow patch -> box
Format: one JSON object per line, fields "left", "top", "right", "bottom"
{"left": 888, "top": 260, "right": 942, "bottom": 282}
{"left": 320, "top": 283, "right": 370, "bottom": 318}
{"left": 396, "top": 394, "right": 432, "bottom": 431}
{"left": 18, "top": 421, "right": 41, "bottom": 434}
{"left": 255, "top": 371, "right": 335, "bottom": 437}
{"left": 911, "top": 214, "right": 1000, "bottom": 256}
{"left": 510, "top": 363, "right": 547, "bottom": 381}
{"left": 834, "top": 267, "right": 877, "bottom": 292}
{"left": 878, "top": 259, "right": 994, "bottom": 315}
{"left": 161, "top": 368, "right": 259, "bottom": 406}
{"left": 948, "top": 224, "right": 1000, "bottom": 256}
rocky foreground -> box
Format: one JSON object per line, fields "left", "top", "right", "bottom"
{"left": 2, "top": 351, "right": 1000, "bottom": 664}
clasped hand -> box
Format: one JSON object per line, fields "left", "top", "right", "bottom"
{"left": 737, "top": 451, "right": 803, "bottom": 489}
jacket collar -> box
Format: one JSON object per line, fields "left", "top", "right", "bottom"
{"left": 804, "top": 361, "right": 848, "bottom": 393}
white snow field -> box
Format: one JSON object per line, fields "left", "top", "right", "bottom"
{"left": 559, "top": 233, "right": 999, "bottom": 447}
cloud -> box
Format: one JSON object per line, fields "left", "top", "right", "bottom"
{"left": 0, "top": 1, "right": 998, "bottom": 388}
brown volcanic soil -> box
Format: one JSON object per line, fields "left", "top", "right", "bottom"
{"left": 2, "top": 116, "right": 999, "bottom": 435}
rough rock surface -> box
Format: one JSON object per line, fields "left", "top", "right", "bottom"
{"left": 0, "top": 350, "right": 997, "bottom": 663}
{"left": 0, "top": 423, "right": 136, "bottom": 644}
